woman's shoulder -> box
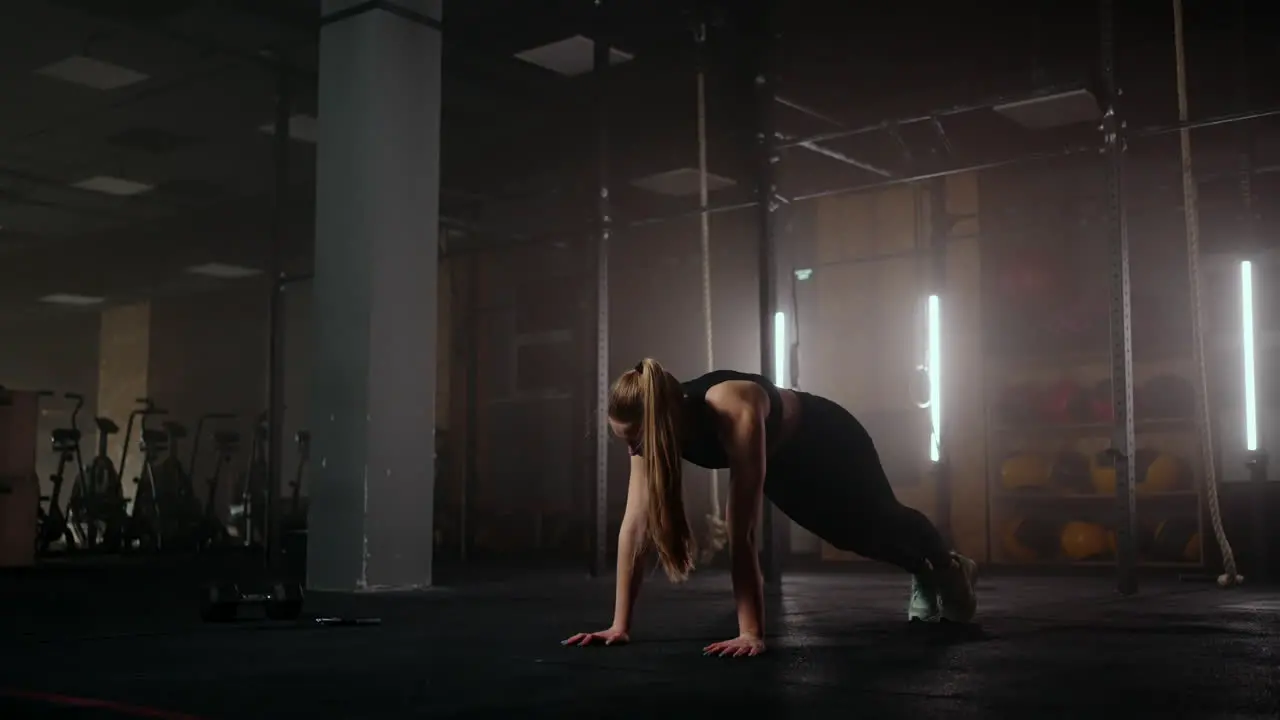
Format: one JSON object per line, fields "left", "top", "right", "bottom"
{"left": 682, "top": 369, "right": 772, "bottom": 396}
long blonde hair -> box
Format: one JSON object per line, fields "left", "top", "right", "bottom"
{"left": 609, "top": 358, "right": 694, "bottom": 581}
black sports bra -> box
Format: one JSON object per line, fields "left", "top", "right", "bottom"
{"left": 629, "top": 369, "right": 784, "bottom": 470}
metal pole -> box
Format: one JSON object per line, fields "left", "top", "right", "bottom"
{"left": 752, "top": 0, "right": 781, "bottom": 584}
{"left": 461, "top": 254, "right": 480, "bottom": 564}
{"left": 1099, "top": 0, "right": 1138, "bottom": 596}
{"left": 927, "top": 179, "right": 952, "bottom": 543}
{"left": 265, "top": 58, "right": 291, "bottom": 573}
{"left": 1234, "top": 0, "right": 1264, "bottom": 584}
{"left": 694, "top": 21, "right": 725, "bottom": 562}
{"left": 590, "top": 0, "right": 612, "bottom": 578}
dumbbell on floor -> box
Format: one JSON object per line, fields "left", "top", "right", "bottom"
{"left": 201, "top": 582, "right": 304, "bottom": 623}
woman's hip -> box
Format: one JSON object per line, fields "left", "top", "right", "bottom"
{"left": 766, "top": 392, "right": 893, "bottom": 508}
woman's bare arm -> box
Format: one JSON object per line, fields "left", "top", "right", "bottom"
{"left": 611, "top": 455, "right": 651, "bottom": 632}
{"left": 707, "top": 381, "right": 769, "bottom": 640}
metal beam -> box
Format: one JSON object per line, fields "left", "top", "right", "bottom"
{"left": 1135, "top": 105, "right": 1280, "bottom": 139}
{"left": 926, "top": 179, "right": 951, "bottom": 543}
{"left": 929, "top": 118, "right": 953, "bottom": 158}
{"left": 463, "top": 254, "right": 480, "bottom": 564}
{"left": 781, "top": 84, "right": 1280, "bottom": 153}
{"left": 781, "top": 134, "right": 894, "bottom": 177}
{"left": 775, "top": 95, "right": 845, "bottom": 127}
{"left": 441, "top": 101, "right": 1280, "bottom": 258}
{"left": 265, "top": 56, "right": 291, "bottom": 574}
{"left": 753, "top": 0, "right": 782, "bottom": 585}
{"left": 1100, "top": 0, "right": 1139, "bottom": 597}
{"left": 590, "top": 0, "right": 612, "bottom": 579}
{"left": 778, "top": 84, "right": 1088, "bottom": 149}
{"left": 775, "top": 96, "right": 894, "bottom": 176}
{"left": 629, "top": 100, "right": 1280, "bottom": 228}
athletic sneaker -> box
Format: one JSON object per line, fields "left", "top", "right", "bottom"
{"left": 908, "top": 573, "right": 941, "bottom": 622}
{"left": 936, "top": 553, "right": 978, "bottom": 623}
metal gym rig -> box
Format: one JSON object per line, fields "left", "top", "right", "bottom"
{"left": 238, "top": 1, "right": 1266, "bottom": 591}
{"left": 562, "top": 0, "right": 1264, "bottom": 594}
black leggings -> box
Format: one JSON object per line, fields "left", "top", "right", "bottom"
{"left": 764, "top": 392, "right": 952, "bottom": 575}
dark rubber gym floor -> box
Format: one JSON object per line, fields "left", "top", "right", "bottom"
{"left": 2, "top": 557, "right": 1277, "bottom": 719}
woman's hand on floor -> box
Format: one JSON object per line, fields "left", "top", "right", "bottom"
{"left": 562, "top": 627, "right": 629, "bottom": 647}
{"left": 703, "top": 634, "right": 766, "bottom": 658}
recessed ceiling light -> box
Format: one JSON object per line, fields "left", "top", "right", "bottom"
{"left": 35, "top": 56, "right": 149, "bottom": 90}
{"left": 258, "top": 114, "right": 318, "bottom": 143}
{"left": 186, "top": 263, "right": 262, "bottom": 279}
{"left": 630, "top": 168, "right": 736, "bottom": 197}
{"left": 71, "top": 176, "right": 154, "bottom": 196}
{"left": 514, "top": 35, "right": 633, "bottom": 77}
{"left": 40, "top": 293, "right": 104, "bottom": 306}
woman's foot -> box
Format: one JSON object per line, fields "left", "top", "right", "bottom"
{"left": 936, "top": 553, "right": 978, "bottom": 623}
{"left": 908, "top": 572, "right": 941, "bottom": 622}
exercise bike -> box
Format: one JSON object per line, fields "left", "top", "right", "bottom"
{"left": 69, "top": 415, "right": 128, "bottom": 551}
{"left": 189, "top": 412, "right": 238, "bottom": 550}
{"left": 280, "top": 429, "right": 311, "bottom": 568}
{"left": 229, "top": 412, "right": 269, "bottom": 548}
{"left": 151, "top": 420, "right": 204, "bottom": 548}
{"left": 283, "top": 430, "right": 309, "bottom": 532}
{"left": 119, "top": 398, "right": 168, "bottom": 551}
{"left": 35, "top": 392, "right": 90, "bottom": 555}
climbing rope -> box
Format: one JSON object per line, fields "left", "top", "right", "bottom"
{"left": 1172, "top": 0, "right": 1242, "bottom": 587}
{"left": 695, "top": 23, "right": 728, "bottom": 563}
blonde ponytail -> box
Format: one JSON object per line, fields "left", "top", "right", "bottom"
{"left": 633, "top": 359, "right": 695, "bottom": 581}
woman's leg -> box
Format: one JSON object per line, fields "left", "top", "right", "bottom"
{"left": 768, "top": 392, "right": 977, "bottom": 621}
{"left": 848, "top": 496, "right": 954, "bottom": 575}
{"left": 771, "top": 394, "right": 947, "bottom": 569}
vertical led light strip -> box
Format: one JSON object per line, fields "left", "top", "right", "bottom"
{"left": 774, "top": 311, "right": 787, "bottom": 390}
{"left": 927, "top": 294, "right": 942, "bottom": 463}
{"left": 1241, "top": 261, "right": 1258, "bottom": 452}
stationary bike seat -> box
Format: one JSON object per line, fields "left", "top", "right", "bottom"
{"left": 51, "top": 428, "right": 81, "bottom": 444}
{"left": 140, "top": 429, "right": 169, "bottom": 450}
{"left": 95, "top": 417, "right": 120, "bottom": 434}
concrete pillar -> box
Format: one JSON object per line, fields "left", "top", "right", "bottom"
{"left": 308, "top": 0, "right": 442, "bottom": 591}
{"left": 97, "top": 302, "right": 151, "bottom": 493}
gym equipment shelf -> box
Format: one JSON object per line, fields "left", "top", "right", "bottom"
{"left": 1001, "top": 560, "right": 1201, "bottom": 570}
{"left": 994, "top": 490, "right": 1199, "bottom": 502}
{"left": 980, "top": 222, "right": 1207, "bottom": 573}
{"left": 992, "top": 418, "right": 1196, "bottom": 436}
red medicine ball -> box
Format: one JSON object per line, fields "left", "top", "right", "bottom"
{"left": 1042, "top": 379, "right": 1086, "bottom": 425}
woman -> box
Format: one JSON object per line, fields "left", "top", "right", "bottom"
{"left": 562, "top": 358, "right": 978, "bottom": 658}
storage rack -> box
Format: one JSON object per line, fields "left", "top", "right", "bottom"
{"left": 983, "top": 352, "right": 1205, "bottom": 571}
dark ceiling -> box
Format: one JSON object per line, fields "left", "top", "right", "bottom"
{"left": 0, "top": 0, "right": 1277, "bottom": 314}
